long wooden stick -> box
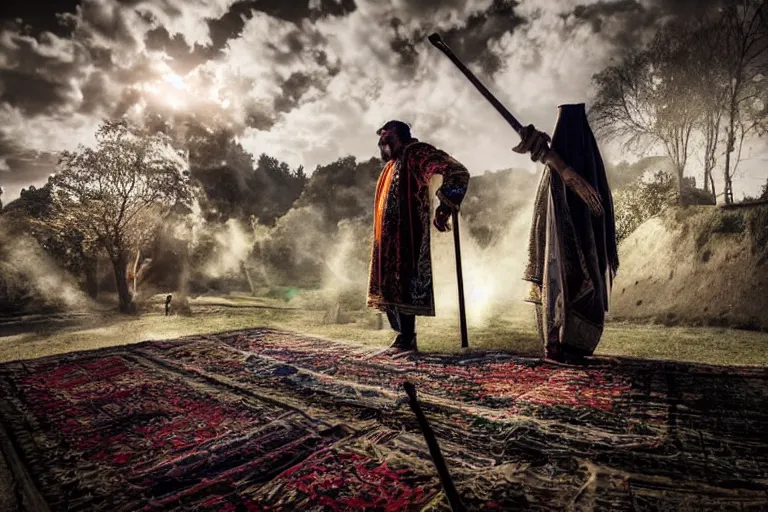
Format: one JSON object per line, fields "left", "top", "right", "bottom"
{"left": 428, "top": 33, "right": 523, "bottom": 133}
{"left": 428, "top": 32, "right": 605, "bottom": 217}
{"left": 451, "top": 210, "right": 469, "bottom": 349}
{"left": 403, "top": 382, "right": 467, "bottom": 512}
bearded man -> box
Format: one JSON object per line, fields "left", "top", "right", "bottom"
{"left": 367, "top": 120, "right": 470, "bottom": 352}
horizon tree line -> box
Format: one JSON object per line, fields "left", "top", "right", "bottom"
{"left": 591, "top": 0, "right": 768, "bottom": 205}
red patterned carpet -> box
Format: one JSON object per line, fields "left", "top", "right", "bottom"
{"left": 1, "top": 328, "right": 767, "bottom": 511}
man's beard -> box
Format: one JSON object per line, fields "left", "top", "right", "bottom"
{"left": 379, "top": 143, "right": 392, "bottom": 162}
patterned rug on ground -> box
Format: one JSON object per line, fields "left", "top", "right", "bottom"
{"left": 1, "top": 327, "right": 767, "bottom": 511}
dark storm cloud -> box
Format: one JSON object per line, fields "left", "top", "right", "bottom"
{"left": 0, "top": 69, "right": 73, "bottom": 116}
{"left": 387, "top": 0, "right": 525, "bottom": 79}
{"left": 206, "top": 2, "right": 257, "bottom": 54}
{"left": 112, "top": 88, "right": 143, "bottom": 118}
{"left": 570, "top": 0, "right": 659, "bottom": 50}
{"left": 389, "top": 18, "right": 419, "bottom": 71}
{"left": 0, "top": 2, "right": 145, "bottom": 119}
{"left": 646, "top": 0, "right": 723, "bottom": 17}
{"left": 1, "top": 27, "right": 82, "bottom": 75}
{"left": 250, "top": 0, "right": 356, "bottom": 24}
{"left": 569, "top": 0, "right": 724, "bottom": 50}
{"left": 0, "top": 0, "right": 81, "bottom": 37}
{"left": 3, "top": 0, "right": 751, "bottom": 203}
{"left": 140, "top": 0, "right": 354, "bottom": 74}
{"left": 264, "top": 29, "right": 309, "bottom": 66}
{"left": 0, "top": 145, "right": 58, "bottom": 201}
{"left": 390, "top": 35, "right": 419, "bottom": 69}
{"left": 443, "top": 0, "right": 526, "bottom": 76}
{"left": 0, "top": 132, "right": 19, "bottom": 157}
{"left": 144, "top": 26, "right": 215, "bottom": 74}
{"left": 572, "top": 0, "right": 646, "bottom": 32}
{"left": 62, "top": 0, "right": 144, "bottom": 49}
{"left": 2, "top": 154, "right": 57, "bottom": 184}
{"left": 245, "top": 106, "right": 276, "bottom": 130}
{"left": 206, "top": 0, "right": 355, "bottom": 56}
{"left": 273, "top": 72, "right": 316, "bottom": 113}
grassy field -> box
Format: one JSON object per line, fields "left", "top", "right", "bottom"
{"left": 2, "top": 293, "right": 768, "bottom": 366}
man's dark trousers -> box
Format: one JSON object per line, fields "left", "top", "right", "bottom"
{"left": 387, "top": 309, "right": 415, "bottom": 340}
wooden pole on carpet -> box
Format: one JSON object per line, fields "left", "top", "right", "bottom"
{"left": 451, "top": 210, "right": 469, "bottom": 349}
{"left": 403, "top": 382, "right": 467, "bottom": 512}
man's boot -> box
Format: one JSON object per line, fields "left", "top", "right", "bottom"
{"left": 560, "top": 344, "right": 588, "bottom": 364}
{"left": 389, "top": 333, "right": 417, "bottom": 352}
{"left": 545, "top": 341, "right": 562, "bottom": 363}
{"left": 389, "top": 334, "right": 408, "bottom": 349}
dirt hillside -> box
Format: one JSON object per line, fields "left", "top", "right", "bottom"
{"left": 610, "top": 203, "right": 768, "bottom": 330}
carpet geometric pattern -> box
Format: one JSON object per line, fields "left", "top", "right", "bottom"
{"left": 1, "top": 328, "right": 767, "bottom": 511}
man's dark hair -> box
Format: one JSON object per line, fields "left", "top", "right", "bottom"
{"left": 376, "top": 120, "right": 412, "bottom": 142}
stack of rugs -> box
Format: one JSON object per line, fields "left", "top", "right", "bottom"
{"left": 0, "top": 328, "right": 766, "bottom": 511}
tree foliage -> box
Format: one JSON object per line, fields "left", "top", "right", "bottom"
{"left": 295, "top": 155, "right": 381, "bottom": 225}
{"left": 251, "top": 154, "right": 307, "bottom": 225}
{"left": 718, "top": 0, "right": 768, "bottom": 203}
{"left": 591, "top": 23, "right": 701, "bottom": 204}
{"left": 743, "top": 177, "right": 768, "bottom": 201}
{"left": 46, "top": 120, "right": 192, "bottom": 312}
{"left": 183, "top": 121, "right": 306, "bottom": 225}
{"left": 591, "top": 1, "right": 768, "bottom": 205}
{"left": 1, "top": 184, "right": 103, "bottom": 297}
{"left": 614, "top": 170, "right": 676, "bottom": 243}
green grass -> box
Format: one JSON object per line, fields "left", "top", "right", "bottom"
{"left": 1, "top": 295, "right": 767, "bottom": 366}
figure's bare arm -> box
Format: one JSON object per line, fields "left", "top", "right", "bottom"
{"left": 513, "top": 124, "right": 604, "bottom": 216}
{"left": 543, "top": 151, "right": 604, "bottom": 216}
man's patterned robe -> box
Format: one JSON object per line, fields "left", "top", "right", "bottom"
{"left": 367, "top": 140, "right": 470, "bottom": 316}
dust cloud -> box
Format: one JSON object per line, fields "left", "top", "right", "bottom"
{"left": 0, "top": 224, "right": 89, "bottom": 314}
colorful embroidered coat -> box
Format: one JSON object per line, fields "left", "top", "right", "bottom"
{"left": 367, "top": 140, "right": 470, "bottom": 316}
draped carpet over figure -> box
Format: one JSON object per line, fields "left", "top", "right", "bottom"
{"left": 524, "top": 103, "right": 619, "bottom": 355}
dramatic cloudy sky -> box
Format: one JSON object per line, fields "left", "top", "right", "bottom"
{"left": 0, "top": 0, "right": 766, "bottom": 201}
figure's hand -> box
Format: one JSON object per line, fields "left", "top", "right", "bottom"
{"left": 434, "top": 204, "right": 452, "bottom": 232}
{"left": 513, "top": 124, "right": 551, "bottom": 163}
{"left": 561, "top": 168, "right": 604, "bottom": 216}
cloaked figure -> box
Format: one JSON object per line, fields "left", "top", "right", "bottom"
{"left": 164, "top": 294, "right": 172, "bottom": 316}
{"left": 367, "top": 120, "right": 470, "bottom": 353}
{"left": 517, "top": 104, "right": 619, "bottom": 364}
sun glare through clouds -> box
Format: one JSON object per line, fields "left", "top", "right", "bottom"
{"left": 163, "top": 73, "right": 188, "bottom": 91}
{"left": 134, "top": 70, "right": 232, "bottom": 113}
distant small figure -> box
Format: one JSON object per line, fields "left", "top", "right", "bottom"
{"left": 165, "top": 294, "right": 173, "bottom": 316}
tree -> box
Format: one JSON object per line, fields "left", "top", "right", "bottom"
{"left": 295, "top": 155, "right": 381, "bottom": 225}
{"left": 251, "top": 154, "right": 308, "bottom": 225}
{"left": 719, "top": 0, "right": 768, "bottom": 204}
{"left": 295, "top": 165, "right": 307, "bottom": 184}
{"left": 613, "top": 170, "right": 676, "bottom": 243}
{"left": 5, "top": 184, "right": 101, "bottom": 298}
{"left": 686, "top": 16, "right": 730, "bottom": 200}
{"left": 746, "top": 176, "right": 768, "bottom": 200}
{"left": 591, "top": 23, "right": 702, "bottom": 204}
{"left": 47, "top": 120, "right": 192, "bottom": 313}
{"left": 180, "top": 120, "right": 306, "bottom": 225}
